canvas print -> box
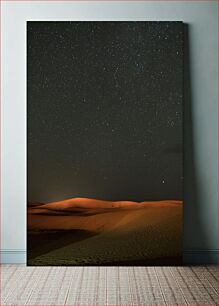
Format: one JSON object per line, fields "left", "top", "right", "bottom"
{"left": 27, "top": 21, "right": 183, "bottom": 266}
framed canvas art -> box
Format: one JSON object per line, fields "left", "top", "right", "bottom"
{"left": 27, "top": 21, "right": 183, "bottom": 266}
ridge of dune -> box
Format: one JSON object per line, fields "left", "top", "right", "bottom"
{"left": 37, "top": 197, "right": 182, "bottom": 211}
{"left": 28, "top": 197, "right": 183, "bottom": 233}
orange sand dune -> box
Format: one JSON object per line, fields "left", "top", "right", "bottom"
{"left": 28, "top": 198, "right": 183, "bottom": 265}
{"left": 28, "top": 198, "right": 182, "bottom": 233}
{"left": 37, "top": 197, "right": 182, "bottom": 211}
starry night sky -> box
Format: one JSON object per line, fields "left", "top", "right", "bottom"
{"left": 27, "top": 21, "right": 183, "bottom": 203}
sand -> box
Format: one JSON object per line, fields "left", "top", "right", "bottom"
{"left": 27, "top": 198, "right": 183, "bottom": 265}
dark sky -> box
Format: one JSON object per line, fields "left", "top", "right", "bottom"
{"left": 27, "top": 21, "right": 183, "bottom": 203}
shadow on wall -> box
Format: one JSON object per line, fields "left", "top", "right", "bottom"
{"left": 183, "top": 24, "right": 209, "bottom": 264}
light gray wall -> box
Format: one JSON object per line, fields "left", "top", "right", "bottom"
{"left": 1, "top": 1, "right": 218, "bottom": 263}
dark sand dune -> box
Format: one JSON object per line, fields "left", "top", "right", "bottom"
{"left": 28, "top": 201, "right": 44, "bottom": 207}
{"left": 27, "top": 198, "right": 183, "bottom": 266}
{"left": 28, "top": 229, "right": 97, "bottom": 259}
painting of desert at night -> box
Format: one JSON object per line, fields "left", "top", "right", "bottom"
{"left": 27, "top": 21, "right": 183, "bottom": 266}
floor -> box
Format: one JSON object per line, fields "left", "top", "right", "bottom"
{"left": 1, "top": 265, "right": 218, "bottom": 305}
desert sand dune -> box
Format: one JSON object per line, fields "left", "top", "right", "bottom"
{"left": 28, "top": 198, "right": 182, "bottom": 232}
{"left": 28, "top": 198, "right": 183, "bottom": 265}
{"left": 36, "top": 197, "right": 182, "bottom": 210}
